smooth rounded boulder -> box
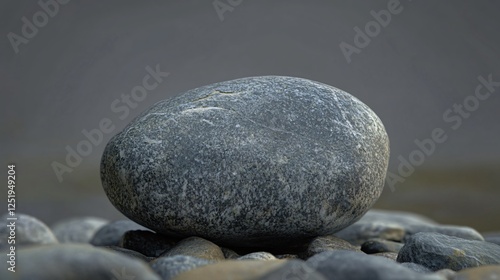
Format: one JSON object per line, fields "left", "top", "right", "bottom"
{"left": 101, "top": 76, "right": 390, "bottom": 247}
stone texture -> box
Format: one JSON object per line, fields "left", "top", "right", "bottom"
{"left": 120, "top": 230, "right": 178, "bottom": 257}
{"left": 335, "top": 209, "right": 483, "bottom": 245}
{"left": 397, "top": 232, "right": 500, "bottom": 271}
{"left": 452, "top": 265, "right": 500, "bottom": 280}
{"left": 404, "top": 224, "right": 484, "bottom": 242}
{"left": 237, "top": 252, "right": 276, "bottom": 261}
{"left": 304, "top": 235, "right": 360, "bottom": 258}
{"left": 160, "top": 236, "right": 225, "bottom": 261}
{"left": 361, "top": 239, "right": 404, "bottom": 254}
{"left": 334, "top": 220, "right": 406, "bottom": 245}
{"left": 307, "top": 250, "right": 444, "bottom": 280}
{"left": 0, "top": 213, "right": 57, "bottom": 250}
{"left": 101, "top": 76, "right": 390, "bottom": 247}
{"left": 150, "top": 255, "right": 212, "bottom": 280}
{"left": 90, "top": 220, "right": 147, "bottom": 246}
{"left": 0, "top": 244, "right": 160, "bottom": 280}
{"left": 51, "top": 217, "right": 108, "bottom": 243}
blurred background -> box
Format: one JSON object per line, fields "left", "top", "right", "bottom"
{"left": 1, "top": 0, "right": 499, "bottom": 231}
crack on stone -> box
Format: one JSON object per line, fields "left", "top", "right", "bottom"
{"left": 192, "top": 89, "right": 238, "bottom": 102}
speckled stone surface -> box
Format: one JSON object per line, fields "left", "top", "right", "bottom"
{"left": 101, "top": 76, "right": 390, "bottom": 247}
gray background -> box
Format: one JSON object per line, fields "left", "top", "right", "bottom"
{"left": 1, "top": 0, "right": 499, "bottom": 231}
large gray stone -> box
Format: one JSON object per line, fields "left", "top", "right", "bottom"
{"left": 397, "top": 232, "right": 500, "bottom": 271}
{"left": 101, "top": 76, "right": 389, "bottom": 247}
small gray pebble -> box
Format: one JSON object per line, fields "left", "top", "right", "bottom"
{"left": 150, "top": 255, "right": 212, "bottom": 280}
{"left": 397, "top": 232, "right": 500, "bottom": 271}
{"left": 51, "top": 217, "right": 108, "bottom": 243}
{"left": 237, "top": 251, "right": 276, "bottom": 261}
{"left": 90, "top": 220, "right": 147, "bottom": 246}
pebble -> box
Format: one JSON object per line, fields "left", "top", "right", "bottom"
{"left": 104, "top": 245, "right": 152, "bottom": 262}
{"left": 307, "top": 250, "right": 444, "bottom": 280}
{"left": 304, "top": 235, "right": 360, "bottom": 258}
{"left": 0, "top": 244, "right": 160, "bottom": 280}
{"left": 90, "top": 220, "right": 147, "bottom": 246}
{"left": 361, "top": 239, "right": 404, "bottom": 254}
{"left": 237, "top": 252, "right": 277, "bottom": 261}
{"left": 172, "top": 259, "right": 326, "bottom": 280}
{"left": 397, "top": 232, "right": 500, "bottom": 271}
{"left": 221, "top": 247, "right": 240, "bottom": 259}
{"left": 334, "top": 220, "right": 406, "bottom": 245}
{"left": 405, "top": 224, "right": 484, "bottom": 242}
{"left": 0, "top": 213, "right": 57, "bottom": 250}
{"left": 150, "top": 255, "right": 213, "bottom": 280}
{"left": 120, "top": 230, "right": 178, "bottom": 257}
{"left": 335, "top": 210, "right": 484, "bottom": 245}
{"left": 452, "top": 265, "right": 500, "bottom": 280}
{"left": 101, "top": 76, "right": 390, "bottom": 247}
{"left": 51, "top": 217, "right": 108, "bottom": 243}
{"left": 160, "top": 236, "right": 225, "bottom": 261}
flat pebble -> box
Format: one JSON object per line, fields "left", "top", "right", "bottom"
{"left": 172, "top": 259, "right": 325, "bottom": 280}
{"left": 397, "top": 232, "right": 500, "bottom": 271}
{"left": 90, "top": 220, "right": 147, "bottom": 246}
{"left": 307, "top": 250, "right": 444, "bottom": 280}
